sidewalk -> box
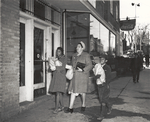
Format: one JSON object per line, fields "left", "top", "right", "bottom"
{"left": 3, "top": 69, "right": 150, "bottom": 122}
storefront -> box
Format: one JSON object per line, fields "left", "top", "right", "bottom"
{"left": 19, "top": 1, "right": 118, "bottom": 102}
{"left": 0, "top": 0, "right": 120, "bottom": 120}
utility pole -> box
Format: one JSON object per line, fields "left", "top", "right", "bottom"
{"left": 131, "top": 3, "right": 140, "bottom": 52}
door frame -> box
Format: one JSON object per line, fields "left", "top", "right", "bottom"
{"left": 19, "top": 14, "right": 61, "bottom": 102}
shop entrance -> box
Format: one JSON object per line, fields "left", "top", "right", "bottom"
{"left": 19, "top": 16, "right": 60, "bottom": 102}
{"left": 33, "top": 27, "right": 46, "bottom": 98}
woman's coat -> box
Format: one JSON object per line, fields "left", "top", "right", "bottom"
{"left": 70, "top": 52, "right": 93, "bottom": 93}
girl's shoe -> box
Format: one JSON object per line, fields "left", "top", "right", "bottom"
{"left": 81, "top": 107, "right": 86, "bottom": 112}
{"left": 58, "top": 106, "right": 64, "bottom": 112}
{"left": 97, "top": 116, "right": 104, "bottom": 120}
{"left": 53, "top": 109, "right": 59, "bottom": 114}
{"left": 65, "top": 108, "right": 73, "bottom": 113}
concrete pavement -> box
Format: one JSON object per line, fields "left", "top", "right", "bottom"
{"left": 3, "top": 69, "right": 150, "bottom": 122}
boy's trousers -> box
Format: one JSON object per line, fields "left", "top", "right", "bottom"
{"left": 97, "top": 84, "right": 111, "bottom": 115}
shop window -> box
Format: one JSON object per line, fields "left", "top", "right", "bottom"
{"left": 34, "top": 0, "right": 45, "bottom": 20}
{"left": 51, "top": 9, "right": 54, "bottom": 24}
{"left": 20, "top": 0, "right": 26, "bottom": 12}
{"left": 50, "top": 8, "right": 60, "bottom": 25}
{"left": 66, "top": 12, "right": 111, "bottom": 57}
{"left": 20, "top": 23, "right": 25, "bottom": 86}
{"left": 90, "top": 14, "right": 109, "bottom": 56}
{"left": 110, "top": 32, "right": 116, "bottom": 56}
{"left": 66, "top": 12, "right": 89, "bottom": 57}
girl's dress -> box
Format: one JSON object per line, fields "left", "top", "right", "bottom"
{"left": 49, "top": 55, "right": 67, "bottom": 93}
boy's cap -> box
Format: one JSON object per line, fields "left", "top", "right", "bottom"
{"left": 99, "top": 54, "right": 108, "bottom": 60}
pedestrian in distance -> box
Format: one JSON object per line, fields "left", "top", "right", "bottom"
{"left": 65, "top": 41, "right": 93, "bottom": 113}
{"left": 130, "top": 52, "right": 143, "bottom": 83}
{"left": 49, "top": 47, "right": 67, "bottom": 114}
{"left": 93, "top": 54, "right": 112, "bottom": 121}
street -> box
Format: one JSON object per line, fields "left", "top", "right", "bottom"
{"left": 4, "top": 69, "right": 150, "bottom": 122}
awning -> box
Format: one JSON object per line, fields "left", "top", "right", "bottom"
{"left": 120, "top": 19, "right": 136, "bottom": 31}
{"left": 44, "top": 0, "right": 89, "bottom": 12}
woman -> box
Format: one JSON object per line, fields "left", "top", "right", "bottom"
{"left": 49, "top": 47, "right": 67, "bottom": 114}
{"left": 66, "top": 41, "right": 93, "bottom": 113}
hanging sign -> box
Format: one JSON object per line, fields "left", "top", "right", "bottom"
{"left": 120, "top": 19, "right": 136, "bottom": 31}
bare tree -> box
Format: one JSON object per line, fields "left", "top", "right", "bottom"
{"left": 126, "top": 24, "right": 150, "bottom": 51}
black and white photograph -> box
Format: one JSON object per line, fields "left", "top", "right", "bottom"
{"left": 0, "top": 0, "right": 150, "bottom": 122}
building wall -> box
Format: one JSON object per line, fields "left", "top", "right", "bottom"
{"left": 0, "top": 0, "right": 20, "bottom": 120}
{"left": 104, "top": 1, "right": 120, "bottom": 32}
{"left": 96, "top": 1, "right": 105, "bottom": 18}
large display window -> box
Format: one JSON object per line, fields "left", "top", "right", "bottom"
{"left": 66, "top": 12, "right": 89, "bottom": 58}
{"left": 66, "top": 12, "right": 115, "bottom": 55}
{"left": 65, "top": 12, "right": 116, "bottom": 70}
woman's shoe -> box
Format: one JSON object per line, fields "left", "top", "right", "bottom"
{"left": 81, "top": 107, "right": 86, "bottom": 112}
{"left": 65, "top": 108, "right": 73, "bottom": 113}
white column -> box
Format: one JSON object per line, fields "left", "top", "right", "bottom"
{"left": 25, "top": 19, "right": 34, "bottom": 101}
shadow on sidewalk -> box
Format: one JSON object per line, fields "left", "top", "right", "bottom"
{"left": 138, "top": 91, "right": 150, "bottom": 95}
{"left": 72, "top": 97, "right": 125, "bottom": 122}
{"left": 73, "top": 97, "right": 150, "bottom": 122}
{"left": 106, "top": 109, "right": 150, "bottom": 121}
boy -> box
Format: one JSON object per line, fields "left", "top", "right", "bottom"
{"left": 93, "top": 54, "right": 112, "bottom": 120}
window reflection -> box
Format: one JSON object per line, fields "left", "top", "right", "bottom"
{"left": 110, "top": 32, "right": 116, "bottom": 57}
{"left": 90, "top": 14, "right": 109, "bottom": 56}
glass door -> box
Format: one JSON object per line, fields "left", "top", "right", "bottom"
{"left": 34, "top": 27, "right": 46, "bottom": 98}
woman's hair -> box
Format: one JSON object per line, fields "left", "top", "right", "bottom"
{"left": 57, "top": 47, "right": 64, "bottom": 55}
{"left": 78, "top": 41, "right": 85, "bottom": 50}
{"left": 78, "top": 43, "right": 83, "bottom": 48}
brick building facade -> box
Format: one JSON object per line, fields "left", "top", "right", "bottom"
{"left": 0, "top": 0, "right": 20, "bottom": 120}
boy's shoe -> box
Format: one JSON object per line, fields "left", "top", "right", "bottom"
{"left": 97, "top": 116, "right": 104, "bottom": 120}
{"left": 107, "top": 107, "right": 112, "bottom": 114}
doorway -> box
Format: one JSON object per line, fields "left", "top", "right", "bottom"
{"left": 33, "top": 27, "right": 46, "bottom": 98}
